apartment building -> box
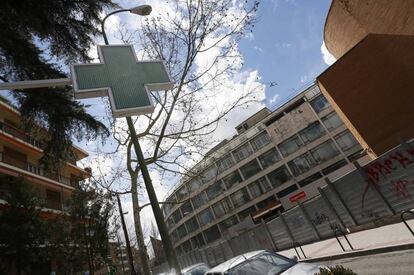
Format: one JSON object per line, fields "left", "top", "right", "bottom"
{"left": 318, "top": 0, "right": 414, "bottom": 157}
{"left": 161, "top": 83, "right": 371, "bottom": 255}
{"left": 0, "top": 96, "right": 90, "bottom": 213}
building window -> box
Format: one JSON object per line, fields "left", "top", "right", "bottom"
{"left": 258, "top": 148, "right": 281, "bottom": 169}
{"left": 187, "top": 177, "right": 202, "bottom": 193}
{"left": 198, "top": 208, "right": 214, "bottom": 226}
{"left": 180, "top": 201, "right": 193, "bottom": 216}
{"left": 176, "top": 185, "right": 189, "bottom": 201}
{"left": 250, "top": 131, "right": 271, "bottom": 151}
{"left": 206, "top": 180, "right": 226, "bottom": 200}
{"left": 240, "top": 159, "right": 262, "bottom": 179}
{"left": 177, "top": 224, "right": 187, "bottom": 239}
{"left": 171, "top": 209, "right": 182, "bottom": 224}
{"left": 279, "top": 135, "right": 303, "bottom": 157}
{"left": 311, "top": 140, "right": 340, "bottom": 163}
{"left": 230, "top": 188, "right": 251, "bottom": 208}
{"left": 298, "top": 172, "right": 323, "bottom": 188}
{"left": 310, "top": 95, "right": 330, "bottom": 113}
{"left": 238, "top": 206, "right": 256, "bottom": 220}
{"left": 219, "top": 215, "right": 239, "bottom": 231}
{"left": 163, "top": 203, "right": 173, "bottom": 218}
{"left": 217, "top": 154, "right": 235, "bottom": 173}
{"left": 321, "top": 159, "right": 348, "bottom": 176}
{"left": 185, "top": 217, "right": 199, "bottom": 234}
{"left": 232, "top": 143, "right": 253, "bottom": 162}
{"left": 299, "top": 122, "right": 325, "bottom": 144}
{"left": 212, "top": 198, "right": 233, "bottom": 218}
{"left": 335, "top": 130, "right": 359, "bottom": 151}
{"left": 222, "top": 170, "right": 243, "bottom": 190}
{"left": 192, "top": 192, "right": 207, "bottom": 209}
{"left": 203, "top": 225, "right": 221, "bottom": 243}
{"left": 305, "top": 85, "right": 320, "bottom": 100}
{"left": 172, "top": 230, "right": 179, "bottom": 243}
{"left": 167, "top": 217, "right": 175, "bottom": 228}
{"left": 288, "top": 153, "right": 316, "bottom": 176}
{"left": 267, "top": 166, "right": 291, "bottom": 188}
{"left": 276, "top": 184, "right": 299, "bottom": 198}
{"left": 257, "top": 196, "right": 278, "bottom": 209}
{"left": 248, "top": 177, "right": 270, "bottom": 198}
{"left": 322, "top": 112, "right": 343, "bottom": 131}
{"left": 182, "top": 240, "right": 192, "bottom": 253}
{"left": 191, "top": 234, "right": 205, "bottom": 249}
{"left": 201, "top": 165, "right": 218, "bottom": 183}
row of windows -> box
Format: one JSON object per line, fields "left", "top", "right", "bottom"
{"left": 164, "top": 130, "right": 273, "bottom": 215}
{"left": 174, "top": 194, "right": 279, "bottom": 254}
{"left": 165, "top": 102, "right": 338, "bottom": 217}
{"left": 165, "top": 101, "right": 349, "bottom": 222}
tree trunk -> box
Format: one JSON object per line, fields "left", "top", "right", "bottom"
{"left": 131, "top": 176, "right": 152, "bottom": 275}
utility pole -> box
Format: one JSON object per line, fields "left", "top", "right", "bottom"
{"left": 116, "top": 233, "right": 127, "bottom": 275}
{"left": 117, "top": 194, "right": 136, "bottom": 275}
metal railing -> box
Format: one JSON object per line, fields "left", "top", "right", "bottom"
{"left": 401, "top": 210, "right": 414, "bottom": 237}
{"left": 0, "top": 121, "right": 44, "bottom": 149}
{"left": 0, "top": 152, "right": 76, "bottom": 187}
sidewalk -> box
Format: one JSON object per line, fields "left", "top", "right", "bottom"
{"left": 277, "top": 219, "right": 414, "bottom": 262}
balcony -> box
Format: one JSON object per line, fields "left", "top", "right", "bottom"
{"left": 0, "top": 121, "right": 44, "bottom": 149}
{"left": 0, "top": 121, "right": 78, "bottom": 165}
{"left": 0, "top": 152, "right": 78, "bottom": 188}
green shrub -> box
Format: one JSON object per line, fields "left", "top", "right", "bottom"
{"left": 315, "top": 265, "right": 357, "bottom": 275}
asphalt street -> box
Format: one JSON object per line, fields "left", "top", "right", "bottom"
{"left": 316, "top": 249, "right": 414, "bottom": 275}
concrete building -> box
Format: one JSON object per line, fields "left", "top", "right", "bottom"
{"left": 317, "top": 0, "right": 414, "bottom": 157}
{"left": 0, "top": 96, "right": 90, "bottom": 215}
{"left": 161, "top": 83, "right": 371, "bottom": 255}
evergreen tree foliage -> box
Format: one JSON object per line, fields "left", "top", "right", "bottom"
{"left": 0, "top": 0, "right": 115, "bottom": 165}
{"left": 0, "top": 175, "right": 114, "bottom": 274}
{"left": 0, "top": 175, "right": 50, "bottom": 274}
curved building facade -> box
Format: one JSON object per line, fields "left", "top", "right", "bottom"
{"left": 162, "top": 83, "right": 369, "bottom": 255}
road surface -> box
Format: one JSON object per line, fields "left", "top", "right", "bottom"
{"left": 316, "top": 249, "right": 414, "bottom": 275}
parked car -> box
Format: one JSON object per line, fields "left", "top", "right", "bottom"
{"left": 205, "top": 250, "right": 324, "bottom": 275}
{"left": 182, "top": 263, "right": 210, "bottom": 275}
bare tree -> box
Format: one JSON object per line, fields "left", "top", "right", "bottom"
{"left": 98, "top": 0, "right": 262, "bottom": 273}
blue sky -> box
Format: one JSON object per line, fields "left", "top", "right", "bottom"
{"left": 239, "top": 0, "right": 332, "bottom": 109}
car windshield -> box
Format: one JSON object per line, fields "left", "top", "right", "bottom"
{"left": 227, "top": 253, "right": 296, "bottom": 275}
{"left": 183, "top": 265, "right": 209, "bottom": 275}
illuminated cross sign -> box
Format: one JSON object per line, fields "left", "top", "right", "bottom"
{"left": 71, "top": 45, "right": 173, "bottom": 118}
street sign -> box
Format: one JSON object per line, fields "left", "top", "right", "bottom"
{"left": 289, "top": 191, "right": 306, "bottom": 203}
{"left": 71, "top": 44, "right": 174, "bottom": 118}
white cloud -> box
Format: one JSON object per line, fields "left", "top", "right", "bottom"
{"left": 253, "top": 46, "right": 264, "bottom": 53}
{"left": 321, "top": 41, "right": 336, "bottom": 65}
{"left": 244, "top": 32, "right": 255, "bottom": 41}
{"left": 300, "top": 75, "right": 308, "bottom": 83}
{"left": 269, "top": 94, "right": 280, "bottom": 104}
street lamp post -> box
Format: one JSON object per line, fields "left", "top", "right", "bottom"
{"left": 101, "top": 6, "right": 182, "bottom": 275}
{"left": 116, "top": 194, "right": 136, "bottom": 275}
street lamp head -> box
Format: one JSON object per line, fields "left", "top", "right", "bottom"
{"left": 129, "top": 5, "right": 152, "bottom": 16}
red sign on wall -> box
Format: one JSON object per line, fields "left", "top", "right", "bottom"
{"left": 289, "top": 191, "right": 306, "bottom": 203}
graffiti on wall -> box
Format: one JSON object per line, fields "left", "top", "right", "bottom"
{"left": 362, "top": 146, "right": 414, "bottom": 207}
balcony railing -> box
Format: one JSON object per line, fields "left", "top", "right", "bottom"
{"left": 0, "top": 121, "right": 78, "bottom": 165}
{"left": 0, "top": 152, "right": 77, "bottom": 188}
{"left": 0, "top": 121, "right": 44, "bottom": 149}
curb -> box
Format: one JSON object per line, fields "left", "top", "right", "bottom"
{"left": 299, "top": 242, "right": 414, "bottom": 263}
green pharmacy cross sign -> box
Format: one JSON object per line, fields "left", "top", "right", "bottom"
{"left": 71, "top": 44, "right": 174, "bottom": 117}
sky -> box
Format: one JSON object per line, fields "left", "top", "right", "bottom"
{"left": 238, "top": 0, "right": 334, "bottom": 110}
